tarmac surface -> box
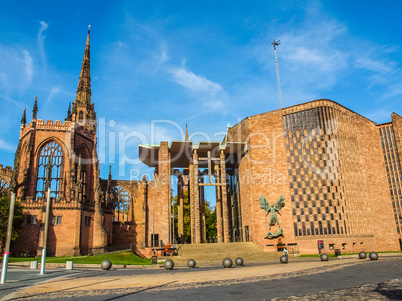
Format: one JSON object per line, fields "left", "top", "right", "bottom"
{"left": 1, "top": 256, "right": 401, "bottom": 300}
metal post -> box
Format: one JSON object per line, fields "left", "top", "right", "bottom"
{"left": 272, "top": 40, "right": 283, "bottom": 109}
{"left": 172, "top": 193, "right": 175, "bottom": 244}
{"left": 40, "top": 186, "right": 51, "bottom": 275}
{"left": 1, "top": 192, "right": 16, "bottom": 284}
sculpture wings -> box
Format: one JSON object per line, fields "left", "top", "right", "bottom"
{"left": 275, "top": 194, "right": 285, "bottom": 211}
{"left": 259, "top": 195, "right": 269, "bottom": 212}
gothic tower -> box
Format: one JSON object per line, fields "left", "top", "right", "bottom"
{"left": 11, "top": 28, "right": 113, "bottom": 257}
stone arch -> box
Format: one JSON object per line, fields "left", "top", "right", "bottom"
{"left": 0, "top": 178, "right": 10, "bottom": 196}
{"left": 35, "top": 140, "right": 65, "bottom": 201}
{"left": 35, "top": 137, "right": 69, "bottom": 158}
{"left": 74, "top": 144, "right": 92, "bottom": 201}
{"left": 114, "top": 185, "right": 133, "bottom": 223}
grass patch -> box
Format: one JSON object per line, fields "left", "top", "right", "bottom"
{"left": 2, "top": 251, "right": 152, "bottom": 265}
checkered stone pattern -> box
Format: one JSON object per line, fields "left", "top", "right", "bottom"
{"left": 283, "top": 106, "right": 349, "bottom": 237}
{"left": 379, "top": 124, "right": 402, "bottom": 238}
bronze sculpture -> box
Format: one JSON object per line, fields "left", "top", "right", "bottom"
{"left": 260, "top": 194, "right": 285, "bottom": 239}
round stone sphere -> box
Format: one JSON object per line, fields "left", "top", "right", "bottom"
{"left": 320, "top": 253, "right": 329, "bottom": 261}
{"left": 222, "top": 258, "right": 233, "bottom": 268}
{"left": 187, "top": 259, "right": 196, "bottom": 268}
{"left": 280, "top": 255, "right": 288, "bottom": 264}
{"left": 164, "top": 259, "right": 174, "bottom": 270}
{"left": 235, "top": 257, "right": 244, "bottom": 266}
{"left": 101, "top": 259, "right": 112, "bottom": 270}
{"left": 369, "top": 252, "right": 378, "bottom": 261}
{"left": 359, "top": 251, "right": 367, "bottom": 259}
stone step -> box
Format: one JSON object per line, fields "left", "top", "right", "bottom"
{"left": 170, "top": 242, "right": 282, "bottom": 265}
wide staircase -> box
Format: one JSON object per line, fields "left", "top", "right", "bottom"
{"left": 169, "top": 242, "right": 281, "bottom": 266}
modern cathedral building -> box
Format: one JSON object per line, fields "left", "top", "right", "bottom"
{"left": 1, "top": 30, "right": 401, "bottom": 256}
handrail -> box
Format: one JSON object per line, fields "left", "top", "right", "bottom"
{"left": 248, "top": 235, "right": 265, "bottom": 251}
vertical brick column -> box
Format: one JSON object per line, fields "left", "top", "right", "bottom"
{"left": 200, "top": 177, "right": 206, "bottom": 243}
{"left": 193, "top": 150, "right": 201, "bottom": 243}
{"left": 215, "top": 163, "right": 223, "bottom": 243}
{"left": 73, "top": 209, "right": 82, "bottom": 256}
{"left": 178, "top": 175, "right": 184, "bottom": 240}
{"left": 220, "top": 150, "right": 230, "bottom": 243}
{"left": 141, "top": 179, "right": 148, "bottom": 248}
{"left": 189, "top": 160, "right": 195, "bottom": 243}
{"left": 157, "top": 142, "right": 171, "bottom": 245}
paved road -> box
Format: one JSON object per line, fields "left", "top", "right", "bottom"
{"left": 8, "top": 258, "right": 402, "bottom": 300}
{"left": 0, "top": 268, "right": 83, "bottom": 300}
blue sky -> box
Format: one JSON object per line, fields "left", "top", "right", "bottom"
{"left": 0, "top": 1, "right": 401, "bottom": 200}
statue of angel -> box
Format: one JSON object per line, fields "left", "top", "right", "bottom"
{"left": 260, "top": 194, "right": 285, "bottom": 239}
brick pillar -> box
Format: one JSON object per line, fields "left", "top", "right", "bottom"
{"left": 220, "top": 150, "right": 230, "bottom": 243}
{"left": 200, "top": 177, "right": 206, "bottom": 243}
{"left": 141, "top": 178, "right": 148, "bottom": 248}
{"left": 178, "top": 175, "right": 184, "bottom": 240}
{"left": 73, "top": 209, "right": 82, "bottom": 255}
{"left": 157, "top": 142, "right": 171, "bottom": 245}
{"left": 215, "top": 163, "right": 223, "bottom": 243}
{"left": 92, "top": 175, "right": 108, "bottom": 254}
{"left": 189, "top": 161, "right": 195, "bottom": 243}
{"left": 193, "top": 150, "right": 201, "bottom": 243}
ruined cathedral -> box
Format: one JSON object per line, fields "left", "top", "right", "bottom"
{"left": 1, "top": 29, "right": 402, "bottom": 256}
{"left": 1, "top": 30, "right": 155, "bottom": 256}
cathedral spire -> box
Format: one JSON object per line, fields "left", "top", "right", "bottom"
{"left": 32, "top": 96, "right": 38, "bottom": 120}
{"left": 75, "top": 26, "right": 91, "bottom": 105}
{"left": 185, "top": 121, "right": 189, "bottom": 141}
{"left": 71, "top": 27, "right": 96, "bottom": 126}
{"left": 21, "top": 108, "right": 26, "bottom": 128}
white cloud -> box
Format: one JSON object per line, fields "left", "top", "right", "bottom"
{"left": 46, "top": 87, "right": 61, "bottom": 104}
{"left": 23, "top": 50, "right": 33, "bottom": 85}
{"left": 153, "top": 43, "right": 170, "bottom": 72}
{"left": 0, "top": 138, "right": 16, "bottom": 151}
{"left": 37, "top": 21, "right": 48, "bottom": 67}
{"left": 354, "top": 58, "right": 396, "bottom": 75}
{"left": 0, "top": 46, "right": 34, "bottom": 97}
{"left": 168, "top": 66, "right": 222, "bottom": 93}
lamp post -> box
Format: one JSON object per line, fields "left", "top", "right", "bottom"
{"left": 40, "top": 160, "right": 52, "bottom": 275}
{"left": 0, "top": 192, "right": 16, "bottom": 284}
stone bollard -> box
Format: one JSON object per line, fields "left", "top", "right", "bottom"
{"left": 222, "top": 258, "right": 233, "bottom": 268}
{"left": 235, "top": 257, "right": 244, "bottom": 266}
{"left": 164, "top": 259, "right": 174, "bottom": 270}
{"left": 30, "top": 261, "right": 38, "bottom": 269}
{"left": 359, "top": 252, "right": 367, "bottom": 259}
{"left": 66, "top": 261, "right": 74, "bottom": 270}
{"left": 187, "top": 259, "right": 196, "bottom": 268}
{"left": 320, "top": 254, "right": 329, "bottom": 261}
{"left": 369, "top": 252, "right": 378, "bottom": 261}
{"left": 280, "top": 255, "right": 288, "bottom": 264}
{"left": 101, "top": 259, "right": 112, "bottom": 270}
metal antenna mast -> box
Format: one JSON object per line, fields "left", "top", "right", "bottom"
{"left": 272, "top": 40, "right": 283, "bottom": 108}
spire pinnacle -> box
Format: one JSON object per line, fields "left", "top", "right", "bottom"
{"left": 75, "top": 29, "right": 91, "bottom": 105}
{"left": 65, "top": 102, "right": 72, "bottom": 121}
{"left": 185, "top": 121, "right": 189, "bottom": 141}
{"left": 21, "top": 108, "right": 26, "bottom": 127}
{"left": 32, "top": 96, "right": 38, "bottom": 120}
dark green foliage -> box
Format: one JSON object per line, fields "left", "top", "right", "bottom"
{"left": 172, "top": 190, "right": 217, "bottom": 242}
{"left": 0, "top": 195, "right": 24, "bottom": 250}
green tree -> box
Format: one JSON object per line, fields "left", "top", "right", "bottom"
{"left": 0, "top": 195, "right": 24, "bottom": 252}
{"left": 205, "top": 204, "right": 217, "bottom": 240}
{"left": 172, "top": 191, "right": 217, "bottom": 243}
{"left": 172, "top": 190, "right": 191, "bottom": 242}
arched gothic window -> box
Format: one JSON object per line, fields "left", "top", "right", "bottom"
{"left": 0, "top": 179, "right": 9, "bottom": 196}
{"left": 78, "top": 111, "right": 83, "bottom": 122}
{"left": 36, "top": 141, "right": 63, "bottom": 201}
{"left": 114, "top": 186, "right": 132, "bottom": 222}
